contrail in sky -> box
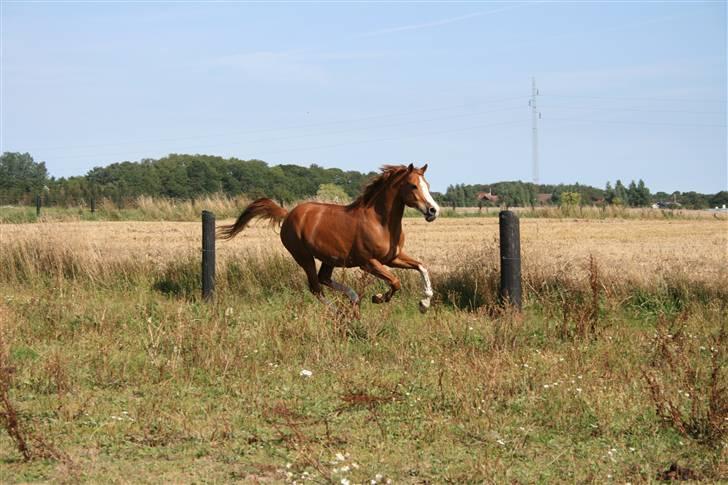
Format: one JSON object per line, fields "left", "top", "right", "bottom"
{"left": 357, "top": 3, "right": 534, "bottom": 38}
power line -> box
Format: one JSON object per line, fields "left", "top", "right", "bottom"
{"left": 540, "top": 94, "right": 726, "bottom": 103}
{"left": 539, "top": 104, "right": 725, "bottom": 115}
{"left": 259, "top": 119, "right": 527, "bottom": 157}
{"left": 28, "top": 95, "right": 531, "bottom": 153}
{"left": 39, "top": 105, "right": 526, "bottom": 160}
{"left": 41, "top": 118, "right": 527, "bottom": 166}
{"left": 543, "top": 117, "right": 726, "bottom": 128}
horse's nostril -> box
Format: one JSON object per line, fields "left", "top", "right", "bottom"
{"left": 428, "top": 207, "right": 437, "bottom": 215}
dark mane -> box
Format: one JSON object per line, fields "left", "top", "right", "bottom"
{"left": 347, "top": 165, "right": 409, "bottom": 209}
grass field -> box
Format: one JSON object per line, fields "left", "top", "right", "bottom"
{"left": 1, "top": 216, "right": 726, "bottom": 483}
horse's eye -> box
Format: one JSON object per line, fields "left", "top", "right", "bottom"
{"left": 410, "top": 184, "right": 417, "bottom": 189}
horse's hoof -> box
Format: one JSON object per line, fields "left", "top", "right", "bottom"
{"left": 419, "top": 299, "right": 431, "bottom": 313}
{"left": 372, "top": 293, "right": 385, "bottom": 304}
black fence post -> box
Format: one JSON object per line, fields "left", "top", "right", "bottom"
{"left": 90, "top": 198, "right": 96, "bottom": 213}
{"left": 499, "top": 210, "right": 522, "bottom": 310}
{"left": 35, "top": 195, "right": 41, "bottom": 217}
{"left": 202, "top": 211, "right": 216, "bottom": 301}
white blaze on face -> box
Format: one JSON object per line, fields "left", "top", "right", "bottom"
{"left": 418, "top": 175, "right": 440, "bottom": 217}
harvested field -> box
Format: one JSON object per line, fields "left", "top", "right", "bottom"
{"left": 2, "top": 217, "right": 725, "bottom": 281}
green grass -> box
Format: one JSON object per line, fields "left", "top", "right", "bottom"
{"left": 0, "top": 252, "right": 725, "bottom": 483}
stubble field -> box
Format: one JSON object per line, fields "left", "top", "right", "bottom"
{"left": 0, "top": 216, "right": 726, "bottom": 483}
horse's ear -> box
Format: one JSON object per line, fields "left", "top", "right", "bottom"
{"left": 421, "top": 163, "right": 428, "bottom": 174}
{"left": 407, "top": 163, "right": 414, "bottom": 172}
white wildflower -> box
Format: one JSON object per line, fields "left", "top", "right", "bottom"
{"left": 300, "top": 369, "right": 313, "bottom": 378}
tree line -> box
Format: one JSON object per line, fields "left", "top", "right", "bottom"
{"left": 442, "top": 179, "right": 727, "bottom": 210}
{"left": 0, "top": 152, "right": 375, "bottom": 207}
{"left": 1, "top": 151, "right": 726, "bottom": 210}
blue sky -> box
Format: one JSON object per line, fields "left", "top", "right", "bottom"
{"left": 1, "top": 1, "right": 726, "bottom": 193}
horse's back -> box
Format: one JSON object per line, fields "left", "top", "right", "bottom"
{"left": 280, "top": 202, "right": 359, "bottom": 266}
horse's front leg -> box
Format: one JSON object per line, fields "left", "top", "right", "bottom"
{"left": 387, "top": 253, "right": 433, "bottom": 313}
{"left": 361, "top": 260, "right": 401, "bottom": 304}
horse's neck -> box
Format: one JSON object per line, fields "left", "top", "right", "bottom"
{"left": 371, "top": 187, "right": 404, "bottom": 234}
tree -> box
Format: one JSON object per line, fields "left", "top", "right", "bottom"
{"left": 316, "top": 183, "right": 350, "bottom": 203}
{"left": 604, "top": 181, "right": 615, "bottom": 204}
{"left": 0, "top": 152, "right": 49, "bottom": 203}
{"left": 635, "top": 179, "right": 650, "bottom": 207}
{"left": 560, "top": 192, "right": 581, "bottom": 207}
{"left": 627, "top": 180, "right": 639, "bottom": 207}
{"left": 614, "top": 180, "right": 628, "bottom": 206}
{"left": 187, "top": 159, "right": 220, "bottom": 196}
{"left": 708, "top": 191, "right": 728, "bottom": 208}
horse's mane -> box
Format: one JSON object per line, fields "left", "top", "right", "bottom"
{"left": 347, "top": 165, "right": 409, "bottom": 209}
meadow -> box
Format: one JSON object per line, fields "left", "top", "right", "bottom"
{"left": 0, "top": 215, "right": 726, "bottom": 483}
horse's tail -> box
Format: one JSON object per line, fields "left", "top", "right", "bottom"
{"left": 217, "top": 198, "right": 288, "bottom": 240}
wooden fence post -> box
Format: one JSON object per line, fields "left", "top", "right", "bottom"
{"left": 90, "top": 198, "right": 96, "bottom": 213}
{"left": 202, "top": 211, "right": 216, "bottom": 301}
{"left": 499, "top": 210, "right": 522, "bottom": 310}
{"left": 35, "top": 195, "right": 41, "bottom": 217}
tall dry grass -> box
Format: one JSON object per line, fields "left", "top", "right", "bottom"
{"left": 0, "top": 194, "right": 250, "bottom": 223}
{"left": 1, "top": 219, "right": 726, "bottom": 482}
{"left": 3, "top": 193, "right": 724, "bottom": 224}
{"left": 2, "top": 230, "right": 725, "bottom": 315}
{"left": 133, "top": 194, "right": 248, "bottom": 221}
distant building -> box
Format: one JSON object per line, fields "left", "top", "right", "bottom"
{"left": 536, "top": 193, "right": 552, "bottom": 205}
{"left": 652, "top": 201, "right": 682, "bottom": 209}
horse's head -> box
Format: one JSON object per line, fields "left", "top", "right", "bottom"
{"left": 399, "top": 163, "right": 440, "bottom": 222}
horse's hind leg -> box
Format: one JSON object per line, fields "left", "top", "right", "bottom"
{"left": 318, "top": 263, "right": 360, "bottom": 305}
{"left": 288, "top": 249, "right": 326, "bottom": 300}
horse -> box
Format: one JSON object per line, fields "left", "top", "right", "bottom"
{"left": 217, "top": 163, "right": 440, "bottom": 312}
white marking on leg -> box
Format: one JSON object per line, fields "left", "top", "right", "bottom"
{"left": 418, "top": 265, "right": 433, "bottom": 298}
{"left": 418, "top": 175, "right": 440, "bottom": 216}
{"left": 330, "top": 280, "right": 360, "bottom": 303}
{"left": 418, "top": 264, "right": 433, "bottom": 312}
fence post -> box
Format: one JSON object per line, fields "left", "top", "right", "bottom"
{"left": 201, "top": 211, "right": 216, "bottom": 301}
{"left": 90, "top": 198, "right": 96, "bottom": 213}
{"left": 499, "top": 210, "right": 522, "bottom": 310}
{"left": 35, "top": 195, "right": 41, "bottom": 217}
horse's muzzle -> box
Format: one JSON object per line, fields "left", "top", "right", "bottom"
{"left": 424, "top": 206, "right": 438, "bottom": 222}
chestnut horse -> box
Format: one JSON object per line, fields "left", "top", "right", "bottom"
{"left": 218, "top": 164, "right": 440, "bottom": 312}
